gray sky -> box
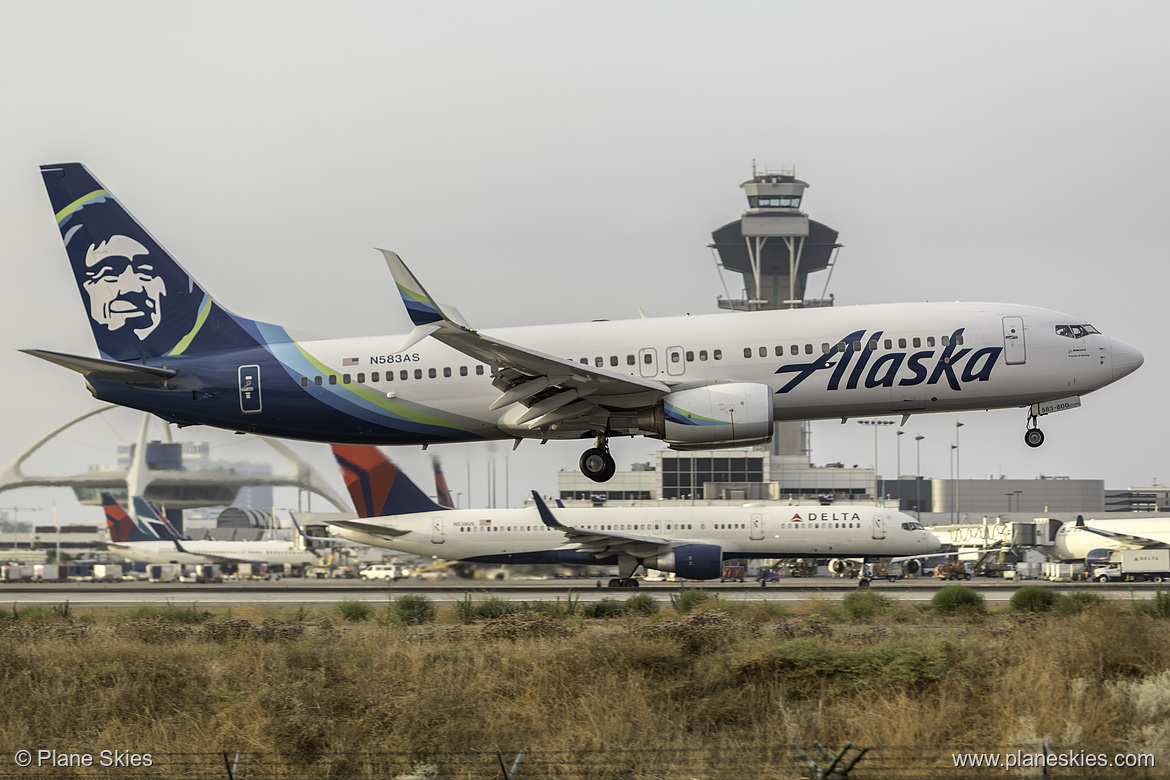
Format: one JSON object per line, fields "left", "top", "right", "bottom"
{"left": 1, "top": 2, "right": 1166, "bottom": 524}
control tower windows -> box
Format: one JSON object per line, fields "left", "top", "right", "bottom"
{"left": 748, "top": 195, "right": 802, "bottom": 209}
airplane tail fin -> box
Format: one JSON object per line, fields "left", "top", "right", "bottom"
{"left": 130, "top": 496, "right": 184, "bottom": 541}
{"left": 433, "top": 456, "right": 454, "bottom": 508}
{"left": 331, "top": 445, "right": 447, "bottom": 517}
{"left": 40, "top": 163, "right": 281, "bottom": 362}
{"left": 102, "top": 492, "right": 163, "bottom": 543}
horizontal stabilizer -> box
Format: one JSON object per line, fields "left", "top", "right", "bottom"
{"left": 21, "top": 349, "right": 176, "bottom": 383}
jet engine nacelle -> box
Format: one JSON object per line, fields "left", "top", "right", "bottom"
{"left": 638, "top": 383, "right": 773, "bottom": 448}
{"left": 904, "top": 559, "right": 921, "bottom": 575}
{"left": 643, "top": 544, "right": 723, "bottom": 580}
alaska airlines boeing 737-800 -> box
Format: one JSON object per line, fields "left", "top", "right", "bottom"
{"left": 27, "top": 164, "right": 1144, "bottom": 482}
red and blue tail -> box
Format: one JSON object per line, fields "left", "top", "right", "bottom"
{"left": 331, "top": 445, "right": 447, "bottom": 517}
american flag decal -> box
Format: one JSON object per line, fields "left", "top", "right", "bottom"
{"left": 479, "top": 519, "right": 492, "bottom": 526}
{"left": 342, "top": 357, "right": 359, "bottom": 366}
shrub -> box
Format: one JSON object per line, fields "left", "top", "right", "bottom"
{"left": 125, "top": 601, "right": 212, "bottom": 624}
{"left": 842, "top": 589, "right": 895, "bottom": 619}
{"left": 582, "top": 598, "right": 626, "bottom": 619}
{"left": 456, "top": 595, "right": 523, "bottom": 622}
{"left": 335, "top": 599, "right": 374, "bottom": 622}
{"left": 1133, "top": 590, "right": 1170, "bottom": 619}
{"left": 671, "top": 588, "right": 713, "bottom": 614}
{"left": 392, "top": 594, "right": 436, "bottom": 625}
{"left": 1054, "top": 591, "right": 1105, "bottom": 616}
{"left": 624, "top": 593, "right": 660, "bottom": 616}
{"left": 1010, "top": 585, "right": 1058, "bottom": 613}
{"left": 480, "top": 612, "right": 575, "bottom": 641}
{"left": 930, "top": 585, "right": 986, "bottom": 616}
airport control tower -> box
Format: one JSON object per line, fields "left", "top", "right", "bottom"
{"left": 710, "top": 166, "right": 841, "bottom": 457}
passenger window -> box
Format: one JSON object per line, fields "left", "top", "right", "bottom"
{"left": 822, "top": 343, "right": 830, "bottom": 354}
{"left": 685, "top": 351, "right": 694, "bottom": 362}
{"left": 899, "top": 338, "right": 907, "bottom": 349}
{"left": 927, "top": 336, "right": 935, "bottom": 347}
{"left": 670, "top": 352, "right": 680, "bottom": 363}
{"left": 868, "top": 340, "right": 877, "bottom": 351}
{"left": 342, "top": 374, "right": 351, "bottom": 384}
{"left": 941, "top": 336, "right": 949, "bottom": 347}
{"left": 460, "top": 366, "right": 468, "bottom": 376}
{"left": 758, "top": 346, "right": 767, "bottom": 358}
{"left": 643, "top": 353, "right": 652, "bottom": 364}
{"left": 913, "top": 337, "right": 921, "bottom": 348}
{"left": 443, "top": 367, "right": 451, "bottom": 377}
{"left": 610, "top": 356, "right": 618, "bottom": 367}
{"left": 357, "top": 372, "right": 365, "bottom": 383}
{"left": 627, "top": 355, "right": 635, "bottom": 365}
{"left": 713, "top": 350, "right": 722, "bottom": 360}
{"left": 883, "top": 339, "right": 892, "bottom": 350}
{"left": 328, "top": 375, "right": 337, "bottom": 385}
{"left": 743, "top": 347, "right": 752, "bottom": 358}
{"left": 956, "top": 334, "right": 965, "bottom": 345}
{"left": 428, "top": 368, "right": 437, "bottom": 378}
{"left": 595, "top": 357, "right": 604, "bottom": 367}
{"left": 476, "top": 366, "right": 485, "bottom": 375}
{"left": 699, "top": 350, "right": 708, "bottom": 361}
{"left": 805, "top": 344, "right": 813, "bottom": 354}
{"left": 775, "top": 346, "right": 784, "bottom": 357}
{"left": 400, "top": 370, "right": 408, "bottom": 381}
{"left": 414, "top": 369, "right": 422, "bottom": 380}
{"left": 299, "top": 377, "right": 308, "bottom": 387}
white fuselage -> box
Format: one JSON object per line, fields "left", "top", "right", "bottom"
{"left": 109, "top": 540, "right": 318, "bottom": 567}
{"left": 285, "top": 301, "right": 1141, "bottom": 441}
{"left": 1053, "top": 517, "right": 1170, "bottom": 560}
{"left": 328, "top": 504, "right": 941, "bottom": 569}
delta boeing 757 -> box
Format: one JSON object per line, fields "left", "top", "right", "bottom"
{"left": 27, "top": 164, "right": 1143, "bottom": 482}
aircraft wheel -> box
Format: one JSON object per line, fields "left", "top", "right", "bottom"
{"left": 1024, "top": 428, "right": 1045, "bottom": 448}
{"left": 580, "top": 447, "right": 617, "bottom": 482}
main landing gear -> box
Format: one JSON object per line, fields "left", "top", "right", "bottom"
{"left": 607, "top": 554, "right": 640, "bottom": 588}
{"left": 1024, "top": 410, "right": 1045, "bottom": 448}
{"left": 580, "top": 435, "right": 616, "bottom": 482}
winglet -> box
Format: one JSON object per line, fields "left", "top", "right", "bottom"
{"left": 531, "top": 491, "right": 564, "bottom": 529}
{"left": 380, "top": 249, "right": 450, "bottom": 327}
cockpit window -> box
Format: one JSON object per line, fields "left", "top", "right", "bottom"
{"left": 901, "top": 522, "right": 925, "bottom": 531}
{"left": 1055, "top": 324, "right": 1100, "bottom": 339}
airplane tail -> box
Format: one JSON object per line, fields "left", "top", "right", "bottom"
{"left": 40, "top": 163, "right": 280, "bottom": 362}
{"left": 130, "top": 496, "right": 184, "bottom": 541}
{"left": 433, "top": 456, "right": 454, "bottom": 508}
{"left": 331, "top": 445, "right": 447, "bottom": 517}
{"left": 102, "top": 492, "right": 165, "bottom": 543}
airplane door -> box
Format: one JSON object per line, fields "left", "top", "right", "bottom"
{"left": 871, "top": 513, "right": 887, "bottom": 540}
{"left": 1002, "top": 316, "right": 1026, "bottom": 365}
{"left": 750, "top": 513, "right": 764, "bottom": 541}
{"left": 238, "top": 365, "right": 262, "bottom": 413}
{"left": 431, "top": 516, "right": 445, "bottom": 544}
{"left": 638, "top": 348, "right": 658, "bottom": 378}
{"left": 665, "top": 346, "right": 686, "bottom": 377}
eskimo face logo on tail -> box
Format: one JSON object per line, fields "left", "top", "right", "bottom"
{"left": 774, "top": 328, "right": 1003, "bottom": 393}
{"left": 83, "top": 235, "right": 166, "bottom": 340}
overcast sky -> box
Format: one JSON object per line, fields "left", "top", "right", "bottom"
{"left": 1, "top": 2, "right": 1165, "bottom": 524}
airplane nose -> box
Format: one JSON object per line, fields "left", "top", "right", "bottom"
{"left": 923, "top": 531, "right": 942, "bottom": 552}
{"left": 1111, "top": 338, "right": 1144, "bottom": 381}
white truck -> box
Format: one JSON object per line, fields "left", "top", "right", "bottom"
{"left": 360, "top": 564, "right": 405, "bottom": 581}
{"left": 1092, "top": 550, "right": 1170, "bottom": 583}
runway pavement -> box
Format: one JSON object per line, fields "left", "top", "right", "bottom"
{"left": 0, "top": 577, "right": 1160, "bottom": 609}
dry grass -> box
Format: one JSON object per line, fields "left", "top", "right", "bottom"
{"left": 1, "top": 596, "right": 1169, "bottom": 774}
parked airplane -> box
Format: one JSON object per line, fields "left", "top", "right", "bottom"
{"left": 102, "top": 493, "right": 320, "bottom": 568}
{"left": 1050, "top": 516, "right": 1170, "bottom": 561}
{"left": 29, "top": 164, "right": 1144, "bottom": 483}
{"left": 324, "top": 449, "right": 941, "bottom": 586}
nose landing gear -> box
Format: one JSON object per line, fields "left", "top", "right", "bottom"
{"left": 1024, "top": 410, "right": 1045, "bottom": 448}
{"left": 580, "top": 435, "right": 616, "bottom": 482}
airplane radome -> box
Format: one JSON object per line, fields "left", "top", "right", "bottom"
{"left": 28, "top": 164, "right": 1144, "bottom": 481}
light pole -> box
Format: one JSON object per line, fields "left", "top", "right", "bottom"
{"left": 896, "top": 431, "right": 904, "bottom": 510}
{"left": 857, "top": 419, "right": 895, "bottom": 504}
{"left": 955, "top": 421, "right": 964, "bottom": 523}
{"left": 914, "top": 435, "right": 924, "bottom": 520}
{"left": 950, "top": 444, "right": 958, "bottom": 523}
